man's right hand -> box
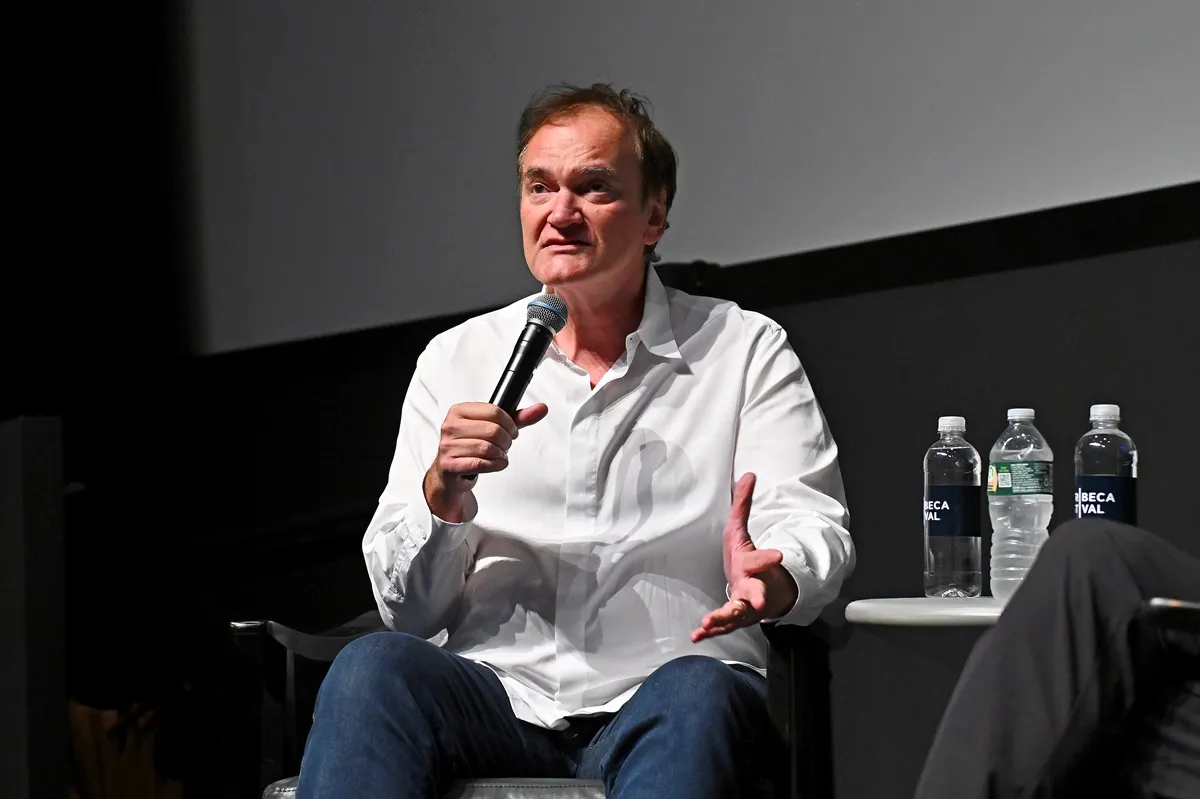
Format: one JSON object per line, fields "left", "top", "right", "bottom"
{"left": 423, "top": 402, "right": 549, "bottom": 522}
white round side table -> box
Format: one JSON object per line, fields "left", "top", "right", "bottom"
{"left": 844, "top": 597, "right": 1006, "bottom": 627}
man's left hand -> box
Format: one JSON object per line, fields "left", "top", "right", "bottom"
{"left": 691, "top": 473, "right": 798, "bottom": 643}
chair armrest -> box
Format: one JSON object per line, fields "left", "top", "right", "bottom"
{"left": 1140, "top": 597, "right": 1200, "bottom": 634}
{"left": 231, "top": 611, "right": 386, "bottom": 663}
{"left": 229, "top": 610, "right": 388, "bottom": 786}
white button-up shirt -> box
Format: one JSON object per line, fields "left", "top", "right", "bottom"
{"left": 363, "top": 268, "right": 853, "bottom": 729}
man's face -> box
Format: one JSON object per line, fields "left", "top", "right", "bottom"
{"left": 519, "top": 107, "right": 666, "bottom": 290}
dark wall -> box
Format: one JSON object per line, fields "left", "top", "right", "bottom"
{"left": 1, "top": 419, "right": 66, "bottom": 799}
{"left": 776, "top": 238, "right": 1200, "bottom": 797}
{"left": 785, "top": 238, "right": 1200, "bottom": 586}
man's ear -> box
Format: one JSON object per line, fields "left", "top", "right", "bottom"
{"left": 644, "top": 188, "right": 669, "bottom": 247}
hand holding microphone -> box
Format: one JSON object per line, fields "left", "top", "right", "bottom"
{"left": 423, "top": 294, "right": 568, "bottom": 521}
{"left": 423, "top": 402, "right": 548, "bottom": 521}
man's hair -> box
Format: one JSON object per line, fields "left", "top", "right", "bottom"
{"left": 517, "top": 83, "right": 677, "bottom": 264}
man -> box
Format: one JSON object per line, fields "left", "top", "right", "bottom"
{"left": 917, "top": 519, "right": 1200, "bottom": 798}
{"left": 297, "top": 84, "right": 853, "bottom": 798}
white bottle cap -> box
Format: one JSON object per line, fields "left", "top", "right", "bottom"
{"left": 1007, "top": 407, "right": 1035, "bottom": 420}
{"left": 937, "top": 416, "right": 966, "bottom": 433}
{"left": 1090, "top": 403, "right": 1120, "bottom": 421}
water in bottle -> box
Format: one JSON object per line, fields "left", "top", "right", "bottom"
{"left": 1075, "top": 404, "right": 1137, "bottom": 524}
{"left": 987, "top": 408, "right": 1053, "bottom": 600}
{"left": 924, "top": 416, "right": 982, "bottom": 597}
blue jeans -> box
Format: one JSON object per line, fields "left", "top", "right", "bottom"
{"left": 297, "top": 632, "right": 776, "bottom": 798}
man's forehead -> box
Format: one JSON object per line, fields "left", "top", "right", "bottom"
{"left": 522, "top": 107, "right": 636, "bottom": 163}
{"left": 542, "top": 104, "right": 627, "bottom": 133}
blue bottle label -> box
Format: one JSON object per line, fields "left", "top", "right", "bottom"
{"left": 924, "top": 485, "right": 982, "bottom": 537}
{"left": 1075, "top": 476, "right": 1137, "bottom": 524}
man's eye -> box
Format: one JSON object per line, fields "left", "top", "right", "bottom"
{"left": 528, "top": 183, "right": 550, "bottom": 195}
{"left": 588, "top": 182, "right": 609, "bottom": 193}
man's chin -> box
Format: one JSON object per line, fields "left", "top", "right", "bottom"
{"left": 528, "top": 256, "right": 597, "bottom": 287}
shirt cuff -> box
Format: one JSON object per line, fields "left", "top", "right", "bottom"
{"left": 767, "top": 550, "right": 817, "bottom": 626}
{"left": 412, "top": 490, "right": 478, "bottom": 554}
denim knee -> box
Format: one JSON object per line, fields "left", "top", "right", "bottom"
{"left": 317, "top": 631, "right": 432, "bottom": 713}
{"left": 642, "top": 655, "right": 751, "bottom": 713}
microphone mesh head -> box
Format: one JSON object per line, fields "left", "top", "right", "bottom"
{"left": 527, "top": 294, "right": 568, "bottom": 333}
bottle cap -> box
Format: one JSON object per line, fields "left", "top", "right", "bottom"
{"left": 1006, "top": 407, "right": 1035, "bottom": 420}
{"left": 1089, "top": 403, "right": 1120, "bottom": 421}
{"left": 937, "top": 416, "right": 966, "bottom": 433}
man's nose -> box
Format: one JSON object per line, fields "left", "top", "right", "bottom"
{"left": 547, "top": 190, "right": 583, "bottom": 227}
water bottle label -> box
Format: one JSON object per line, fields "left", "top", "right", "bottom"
{"left": 987, "top": 462, "right": 1052, "bottom": 495}
{"left": 1075, "top": 476, "right": 1137, "bottom": 524}
{"left": 924, "top": 486, "right": 982, "bottom": 537}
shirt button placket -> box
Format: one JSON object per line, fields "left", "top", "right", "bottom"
{"left": 554, "top": 381, "right": 599, "bottom": 712}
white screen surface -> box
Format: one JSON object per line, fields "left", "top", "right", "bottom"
{"left": 187, "top": 0, "right": 1200, "bottom": 353}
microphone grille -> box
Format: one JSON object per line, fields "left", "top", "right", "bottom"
{"left": 527, "top": 293, "right": 568, "bottom": 333}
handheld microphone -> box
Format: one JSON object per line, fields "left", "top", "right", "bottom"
{"left": 488, "top": 294, "right": 569, "bottom": 415}
{"left": 461, "top": 294, "right": 568, "bottom": 484}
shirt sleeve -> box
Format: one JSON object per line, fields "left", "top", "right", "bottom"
{"left": 734, "top": 322, "right": 855, "bottom": 626}
{"left": 362, "top": 341, "right": 479, "bottom": 638}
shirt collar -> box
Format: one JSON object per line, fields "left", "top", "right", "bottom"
{"left": 539, "top": 267, "right": 684, "bottom": 362}
{"left": 633, "top": 267, "right": 683, "bottom": 361}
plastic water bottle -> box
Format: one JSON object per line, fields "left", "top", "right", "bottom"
{"left": 987, "top": 408, "right": 1053, "bottom": 600}
{"left": 923, "top": 416, "right": 982, "bottom": 597}
{"left": 1075, "top": 404, "right": 1137, "bottom": 525}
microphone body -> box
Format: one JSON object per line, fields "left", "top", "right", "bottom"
{"left": 462, "top": 295, "right": 566, "bottom": 481}
{"left": 486, "top": 294, "right": 568, "bottom": 417}
{"left": 460, "top": 292, "right": 568, "bottom": 479}
{"left": 489, "top": 320, "right": 556, "bottom": 416}
{"left": 461, "top": 293, "right": 567, "bottom": 482}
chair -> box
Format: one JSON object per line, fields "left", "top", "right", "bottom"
{"left": 1139, "top": 596, "right": 1200, "bottom": 634}
{"left": 230, "top": 609, "right": 836, "bottom": 799}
